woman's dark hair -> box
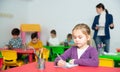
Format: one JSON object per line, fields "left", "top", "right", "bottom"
{"left": 11, "top": 28, "right": 20, "bottom": 36}
{"left": 31, "top": 32, "right": 38, "bottom": 39}
{"left": 50, "top": 29, "right": 56, "bottom": 35}
{"left": 96, "top": 3, "right": 108, "bottom": 14}
{"left": 67, "top": 33, "right": 72, "bottom": 39}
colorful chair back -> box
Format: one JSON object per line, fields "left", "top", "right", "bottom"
{"left": 52, "top": 47, "right": 64, "bottom": 55}
{"left": 51, "top": 46, "right": 64, "bottom": 61}
{"left": 99, "top": 58, "right": 114, "bottom": 67}
{"left": 1, "top": 50, "right": 22, "bottom": 70}
{"left": 20, "top": 24, "right": 41, "bottom": 44}
{"left": 42, "top": 48, "right": 50, "bottom": 61}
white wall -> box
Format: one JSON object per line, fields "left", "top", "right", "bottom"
{"left": 0, "top": 0, "right": 28, "bottom": 46}
{"left": 0, "top": 0, "right": 120, "bottom": 52}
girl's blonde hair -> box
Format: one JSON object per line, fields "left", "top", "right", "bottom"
{"left": 72, "top": 23, "right": 91, "bottom": 45}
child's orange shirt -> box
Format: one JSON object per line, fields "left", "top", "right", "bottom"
{"left": 28, "top": 40, "right": 43, "bottom": 49}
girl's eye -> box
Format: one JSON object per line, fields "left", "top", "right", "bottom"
{"left": 78, "top": 36, "right": 82, "bottom": 39}
{"left": 73, "top": 36, "right": 76, "bottom": 39}
{"left": 73, "top": 37, "right": 76, "bottom": 39}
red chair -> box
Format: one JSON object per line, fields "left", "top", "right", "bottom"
{"left": 0, "top": 51, "right": 3, "bottom": 70}
{"left": 116, "top": 48, "right": 120, "bottom": 52}
{"left": 0, "top": 58, "right": 3, "bottom": 69}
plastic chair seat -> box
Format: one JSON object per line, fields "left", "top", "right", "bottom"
{"left": 1, "top": 50, "right": 23, "bottom": 70}
{"left": 99, "top": 58, "right": 114, "bottom": 67}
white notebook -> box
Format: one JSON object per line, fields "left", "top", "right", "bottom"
{"left": 55, "top": 62, "right": 78, "bottom": 68}
{"left": 64, "top": 62, "right": 78, "bottom": 68}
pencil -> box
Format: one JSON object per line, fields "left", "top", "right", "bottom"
{"left": 57, "top": 54, "right": 62, "bottom": 60}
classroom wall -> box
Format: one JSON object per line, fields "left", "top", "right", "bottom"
{"left": 0, "top": 0, "right": 29, "bottom": 46}
{"left": 0, "top": 0, "right": 120, "bottom": 52}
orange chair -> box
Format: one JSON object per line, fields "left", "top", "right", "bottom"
{"left": 1, "top": 50, "right": 23, "bottom": 70}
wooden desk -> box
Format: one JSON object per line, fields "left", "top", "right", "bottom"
{"left": 2, "top": 62, "right": 120, "bottom": 72}
{"left": 0, "top": 48, "right": 34, "bottom": 63}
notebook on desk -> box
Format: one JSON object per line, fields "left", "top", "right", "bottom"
{"left": 55, "top": 62, "right": 78, "bottom": 68}
{"left": 65, "top": 62, "right": 78, "bottom": 68}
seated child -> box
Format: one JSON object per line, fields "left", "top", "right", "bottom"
{"left": 4, "top": 28, "right": 22, "bottom": 48}
{"left": 24, "top": 32, "right": 43, "bottom": 63}
{"left": 28, "top": 32, "right": 43, "bottom": 49}
{"left": 4, "top": 28, "right": 22, "bottom": 61}
{"left": 47, "top": 29, "right": 60, "bottom": 46}
{"left": 61, "top": 33, "right": 74, "bottom": 46}
{"left": 55, "top": 23, "right": 99, "bottom": 67}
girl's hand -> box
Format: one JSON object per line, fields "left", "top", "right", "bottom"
{"left": 69, "top": 59, "right": 75, "bottom": 64}
{"left": 28, "top": 46, "right": 34, "bottom": 49}
{"left": 57, "top": 60, "right": 66, "bottom": 67}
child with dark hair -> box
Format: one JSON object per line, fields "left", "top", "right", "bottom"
{"left": 22, "top": 32, "right": 43, "bottom": 63}
{"left": 4, "top": 28, "right": 22, "bottom": 48}
{"left": 28, "top": 32, "right": 43, "bottom": 49}
{"left": 50, "top": 30, "right": 56, "bottom": 35}
{"left": 61, "top": 33, "right": 74, "bottom": 46}
{"left": 48, "top": 29, "right": 60, "bottom": 46}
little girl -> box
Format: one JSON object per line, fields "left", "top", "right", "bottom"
{"left": 55, "top": 23, "right": 99, "bottom": 67}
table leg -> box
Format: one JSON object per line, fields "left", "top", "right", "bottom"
{"left": 29, "top": 54, "right": 33, "bottom": 63}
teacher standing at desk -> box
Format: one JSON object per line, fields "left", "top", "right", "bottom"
{"left": 92, "top": 3, "right": 114, "bottom": 53}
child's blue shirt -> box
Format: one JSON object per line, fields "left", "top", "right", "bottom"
{"left": 8, "top": 37, "right": 22, "bottom": 48}
{"left": 64, "top": 39, "right": 74, "bottom": 45}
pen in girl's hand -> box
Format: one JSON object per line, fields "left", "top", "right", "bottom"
{"left": 57, "top": 54, "right": 62, "bottom": 60}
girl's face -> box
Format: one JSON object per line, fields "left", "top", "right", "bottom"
{"left": 72, "top": 29, "right": 90, "bottom": 48}
{"left": 32, "top": 38, "right": 38, "bottom": 44}
{"left": 96, "top": 8, "right": 103, "bottom": 14}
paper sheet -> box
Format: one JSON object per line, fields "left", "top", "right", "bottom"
{"left": 55, "top": 62, "right": 78, "bottom": 68}
{"left": 65, "top": 62, "right": 78, "bottom": 68}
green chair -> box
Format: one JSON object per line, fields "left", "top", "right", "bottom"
{"left": 44, "top": 46, "right": 51, "bottom": 50}
{"left": 0, "top": 51, "right": 2, "bottom": 58}
{"left": 51, "top": 46, "right": 64, "bottom": 61}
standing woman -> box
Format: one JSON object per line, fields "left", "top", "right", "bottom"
{"left": 92, "top": 3, "right": 114, "bottom": 53}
